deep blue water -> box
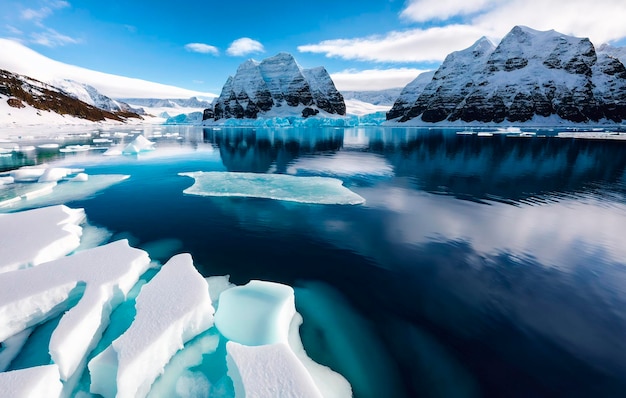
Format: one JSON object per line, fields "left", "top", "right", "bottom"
{"left": 5, "top": 126, "right": 626, "bottom": 397}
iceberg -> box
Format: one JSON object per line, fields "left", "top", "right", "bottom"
{"left": 180, "top": 171, "right": 365, "bottom": 205}
{"left": 89, "top": 253, "right": 214, "bottom": 398}
{"left": 122, "top": 135, "right": 155, "bottom": 155}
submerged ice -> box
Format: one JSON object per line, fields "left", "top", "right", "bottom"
{"left": 179, "top": 171, "right": 365, "bottom": 205}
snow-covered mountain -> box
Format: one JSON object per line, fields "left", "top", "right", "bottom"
{"left": 117, "top": 97, "right": 213, "bottom": 109}
{"left": 388, "top": 26, "right": 626, "bottom": 124}
{"left": 0, "top": 38, "right": 216, "bottom": 100}
{"left": 0, "top": 68, "right": 141, "bottom": 124}
{"left": 598, "top": 43, "right": 626, "bottom": 67}
{"left": 211, "top": 53, "right": 345, "bottom": 120}
{"left": 52, "top": 79, "right": 142, "bottom": 114}
{"left": 385, "top": 70, "right": 436, "bottom": 120}
{"left": 341, "top": 88, "right": 404, "bottom": 106}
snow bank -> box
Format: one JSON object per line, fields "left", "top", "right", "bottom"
{"left": 89, "top": 253, "right": 214, "bottom": 398}
{"left": 0, "top": 205, "right": 85, "bottom": 274}
{"left": 0, "top": 364, "right": 63, "bottom": 398}
{"left": 180, "top": 171, "right": 365, "bottom": 205}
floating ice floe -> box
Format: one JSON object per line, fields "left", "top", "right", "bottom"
{"left": 0, "top": 173, "right": 129, "bottom": 211}
{"left": 180, "top": 171, "right": 365, "bottom": 205}
{"left": 215, "top": 280, "right": 352, "bottom": 398}
{"left": 89, "top": 253, "right": 214, "bottom": 398}
{"left": 0, "top": 205, "right": 84, "bottom": 274}
{"left": 0, "top": 239, "right": 151, "bottom": 382}
{"left": 0, "top": 364, "right": 63, "bottom": 398}
{"left": 0, "top": 206, "right": 353, "bottom": 397}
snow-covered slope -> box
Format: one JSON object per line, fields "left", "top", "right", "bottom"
{"left": 52, "top": 79, "right": 141, "bottom": 113}
{"left": 385, "top": 71, "right": 436, "bottom": 120}
{"left": 598, "top": 43, "right": 626, "bottom": 67}
{"left": 0, "top": 38, "right": 216, "bottom": 100}
{"left": 389, "top": 26, "right": 626, "bottom": 124}
{"left": 341, "top": 88, "right": 404, "bottom": 106}
{"left": 212, "top": 53, "right": 345, "bottom": 120}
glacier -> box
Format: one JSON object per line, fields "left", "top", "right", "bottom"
{"left": 0, "top": 205, "right": 354, "bottom": 397}
{"left": 179, "top": 171, "right": 365, "bottom": 205}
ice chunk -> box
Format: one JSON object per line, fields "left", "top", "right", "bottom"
{"left": 288, "top": 313, "right": 352, "bottom": 398}
{"left": 37, "top": 167, "right": 81, "bottom": 183}
{"left": 103, "top": 146, "right": 123, "bottom": 156}
{"left": 0, "top": 205, "right": 85, "bottom": 274}
{"left": 226, "top": 341, "right": 323, "bottom": 398}
{"left": 0, "top": 364, "right": 63, "bottom": 398}
{"left": 0, "top": 174, "right": 129, "bottom": 212}
{"left": 180, "top": 172, "right": 365, "bottom": 205}
{"left": 214, "top": 280, "right": 295, "bottom": 346}
{"left": 0, "top": 240, "right": 151, "bottom": 380}
{"left": 10, "top": 167, "right": 46, "bottom": 182}
{"left": 206, "top": 275, "right": 235, "bottom": 305}
{"left": 122, "top": 135, "right": 155, "bottom": 154}
{"left": 89, "top": 253, "right": 214, "bottom": 398}
{"left": 70, "top": 173, "right": 89, "bottom": 182}
{"left": 0, "top": 328, "right": 32, "bottom": 371}
{"left": 0, "top": 176, "right": 14, "bottom": 185}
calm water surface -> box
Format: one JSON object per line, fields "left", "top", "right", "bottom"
{"left": 5, "top": 126, "right": 626, "bottom": 397}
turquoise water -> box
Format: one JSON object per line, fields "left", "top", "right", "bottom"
{"left": 4, "top": 126, "right": 626, "bottom": 397}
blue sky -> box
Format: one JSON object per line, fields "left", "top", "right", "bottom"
{"left": 3, "top": 0, "right": 626, "bottom": 94}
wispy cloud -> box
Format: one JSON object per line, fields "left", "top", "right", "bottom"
{"left": 226, "top": 38, "right": 264, "bottom": 57}
{"left": 300, "top": 0, "right": 626, "bottom": 64}
{"left": 21, "top": 0, "right": 70, "bottom": 25}
{"left": 184, "top": 42, "right": 219, "bottom": 55}
{"left": 31, "top": 28, "right": 79, "bottom": 47}
{"left": 331, "top": 68, "right": 430, "bottom": 91}
{"left": 299, "top": 25, "right": 487, "bottom": 63}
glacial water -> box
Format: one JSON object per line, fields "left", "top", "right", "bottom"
{"left": 3, "top": 125, "right": 626, "bottom": 397}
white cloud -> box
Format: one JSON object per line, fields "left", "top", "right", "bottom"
{"left": 21, "top": 7, "right": 53, "bottom": 22}
{"left": 184, "top": 43, "right": 219, "bottom": 55}
{"left": 330, "top": 68, "right": 429, "bottom": 91}
{"left": 31, "top": 28, "right": 79, "bottom": 47}
{"left": 300, "top": 0, "right": 626, "bottom": 64}
{"left": 299, "top": 25, "right": 488, "bottom": 63}
{"left": 400, "top": 0, "right": 498, "bottom": 22}
{"left": 226, "top": 38, "right": 265, "bottom": 57}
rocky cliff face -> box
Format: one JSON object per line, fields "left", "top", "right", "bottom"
{"left": 388, "top": 26, "right": 626, "bottom": 124}
{"left": 212, "top": 53, "right": 345, "bottom": 120}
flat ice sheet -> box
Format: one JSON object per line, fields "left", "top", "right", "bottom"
{"left": 0, "top": 364, "right": 63, "bottom": 398}
{"left": 0, "top": 174, "right": 129, "bottom": 212}
{"left": 179, "top": 171, "right": 365, "bottom": 205}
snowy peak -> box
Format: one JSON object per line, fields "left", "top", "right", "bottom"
{"left": 212, "top": 53, "right": 345, "bottom": 120}
{"left": 388, "top": 26, "right": 626, "bottom": 124}
{"left": 52, "top": 79, "right": 139, "bottom": 113}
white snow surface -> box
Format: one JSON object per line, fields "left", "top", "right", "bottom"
{"left": 0, "top": 239, "right": 151, "bottom": 380}
{"left": 0, "top": 38, "right": 216, "bottom": 100}
{"left": 0, "top": 205, "right": 84, "bottom": 274}
{"left": 227, "top": 342, "right": 323, "bottom": 398}
{"left": 0, "top": 364, "right": 63, "bottom": 398}
{"left": 89, "top": 253, "right": 214, "bottom": 398}
{"left": 180, "top": 171, "right": 365, "bottom": 205}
